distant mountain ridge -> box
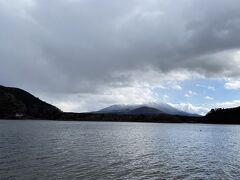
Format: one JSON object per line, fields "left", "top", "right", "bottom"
{"left": 1, "top": 85, "right": 240, "bottom": 124}
{"left": 97, "top": 103, "right": 200, "bottom": 116}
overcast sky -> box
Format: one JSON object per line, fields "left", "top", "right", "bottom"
{"left": 1, "top": 0, "right": 240, "bottom": 115}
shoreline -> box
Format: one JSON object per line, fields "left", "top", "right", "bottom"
{"left": 1, "top": 113, "right": 240, "bottom": 125}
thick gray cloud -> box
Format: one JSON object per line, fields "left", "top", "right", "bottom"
{"left": 1, "top": 0, "right": 240, "bottom": 111}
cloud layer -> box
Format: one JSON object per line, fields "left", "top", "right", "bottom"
{"left": 1, "top": 0, "right": 240, "bottom": 112}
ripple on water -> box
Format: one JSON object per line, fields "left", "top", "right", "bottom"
{"left": 0, "top": 121, "right": 240, "bottom": 179}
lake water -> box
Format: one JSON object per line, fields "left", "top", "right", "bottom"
{"left": 0, "top": 120, "right": 240, "bottom": 179}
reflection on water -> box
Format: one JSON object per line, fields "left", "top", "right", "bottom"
{"left": 0, "top": 120, "right": 240, "bottom": 179}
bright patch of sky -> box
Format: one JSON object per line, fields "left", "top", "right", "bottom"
{"left": 153, "top": 78, "right": 240, "bottom": 114}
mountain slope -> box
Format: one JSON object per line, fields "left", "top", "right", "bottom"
{"left": 0, "top": 85, "right": 61, "bottom": 119}
{"left": 128, "top": 106, "right": 164, "bottom": 115}
{"left": 204, "top": 107, "right": 240, "bottom": 123}
{"left": 99, "top": 104, "right": 140, "bottom": 114}
{"left": 145, "top": 102, "right": 196, "bottom": 116}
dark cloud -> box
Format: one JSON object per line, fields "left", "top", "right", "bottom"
{"left": 1, "top": 0, "right": 240, "bottom": 95}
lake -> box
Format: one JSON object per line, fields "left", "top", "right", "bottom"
{"left": 0, "top": 120, "right": 240, "bottom": 179}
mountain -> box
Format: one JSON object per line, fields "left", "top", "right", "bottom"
{"left": 128, "top": 106, "right": 164, "bottom": 115}
{"left": 1, "top": 85, "right": 240, "bottom": 124}
{"left": 0, "top": 85, "right": 61, "bottom": 119}
{"left": 99, "top": 104, "right": 140, "bottom": 114}
{"left": 98, "top": 102, "right": 198, "bottom": 116}
{"left": 204, "top": 107, "right": 240, "bottom": 124}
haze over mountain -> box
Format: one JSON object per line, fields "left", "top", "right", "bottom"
{"left": 98, "top": 103, "right": 200, "bottom": 116}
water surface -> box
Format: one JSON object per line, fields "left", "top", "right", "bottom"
{"left": 0, "top": 120, "right": 240, "bottom": 179}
